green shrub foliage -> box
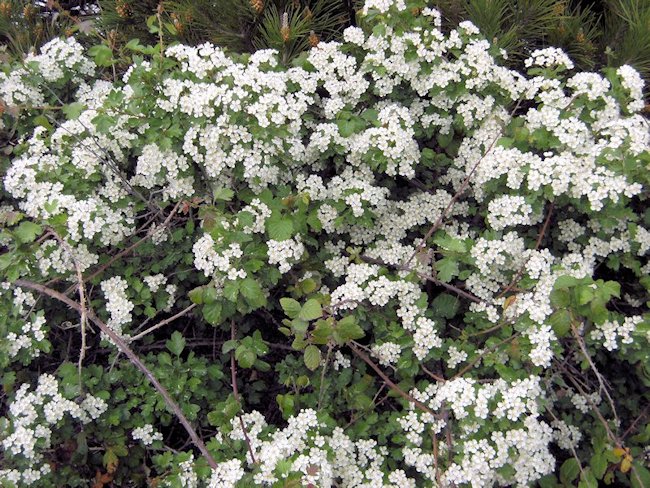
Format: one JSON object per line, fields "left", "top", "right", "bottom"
{"left": 0, "top": 0, "right": 649, "bottom": 486}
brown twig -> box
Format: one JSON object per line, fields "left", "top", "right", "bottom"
{"left": 349, "top": 342, "right": 441, "bottom": 418}
{"left": 496, "top": 202, "right": 554, "bottom": 299}
{"left": 421, "top": 364, "right": 446, "bottom": 383}
{"left": 405, "top": 133, "right": 501, "bottom": 268}
{"left": 359, "top": 254, "right": 482, "bottom": 304}
{"left": 451, "top": 333, "right": 520, "bottom": 380}
{"left": 129, "top": 304, "right": 197, "bottom": 342}
{"left": 230, "top": 321, "right": 258, "bottom": 465}
{"left": 570, "top": 322, "right": 620, "bottom": 429}
{"left": 49, "top": 230, "right": 90, "bottom": 385}
{"left": 13, "top": 279, "right": 218, "bottom": 470}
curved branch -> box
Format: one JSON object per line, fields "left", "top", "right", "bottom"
{"left": 13, "top": 279, "right": 218, "bottom": 470}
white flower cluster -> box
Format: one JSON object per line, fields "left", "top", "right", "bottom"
{"left": 100, "top": 276, "right": 134, "bottom": 340}
{"left": 6, "top": 313, "right": 47, "bottom": 361}
{"left": 590, "top": 315, "right": 642, "bottom": 351}
{"left": 617, "top": 65, "right": 645, "bottom": 112}
{"left": 132, "top": 144, "right": 194, "bottom": 199}
{"left": 332, "top": 350, "right": 351, "bottom": 370}
{"left": 223, "top": 409, "right": 417, "bottom": 486}
{"left": 35, "top": 239, "right": 98, "bottom": 276}
{"left": 371, "top": 342, "right": 401, "bottom": 366}
{"left": 239, "top": 199, "right": 272, "bottom": 234}
{"left": 524, "top": 47, "right": 574, "bottom": 70}
{"left": 570, "top": 391, "right": 601, "bottom": 414}
{"left": 0, "top": 38, "right": 93, "bottom": 109}
{"left": 400, "top": 376, "right": 556, "bottom": 487}
{"left": 143, "top": 273, "right": 167, "bottom": 293}
{"left": 446, "top": 345, "right": 468, "bottom": 369}
{"left": 207, "top": 459, "right": 245, "bottom": 488}
{"left": 527, "top": 324, "right": 557, "bottom": 368}
{"left": 552, "top": 420, "right": 582, "bottom": 451}
{"left": 487, "top": 195, "right": 539, "bottom": 230}
{"left": 0, "top": 374, "right": 106, "bottom": 486}
{"left": 25, "top": 37, "right": 95, "bottom": 82}
{"left": 132, "top": 423, "right": 164, "bottom": 446}
{"left": 267, "top": 237, "right": 305, "bottom": 274}
{"left": 193, "top": 233, "right": 247, "bottom": 280}
{"left": 633, "top": 226, "right": 650, "bottom": 256}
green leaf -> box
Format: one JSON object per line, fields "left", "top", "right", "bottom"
{"left": 560, "top": 458, "right": 580, "bottom": 485}
{"left": 276, "top": 393, "right": 295, "bottom": 417}
{"left": 124, "top": 38, "right": 143, "bottom": 51}
{"left": 334, "top": 316, "right": 365, "bottom": 344}
{"left": 280, "top": 298, "right": 302, "bottom": 319}
{"left": 337, "top": 119, "right": 356, "bottom": 137}
{"left": 62, "top": 102, "right": 85, "bottom": 120}
{"left": 304, "top": 345, "right": 321, "bottom": 371}
{"left": 311, "top": 319, "right": 333, "bottom": 344}
{"left": 578, "top": 468, "right": 598, "bottom": 488}
{"left": 576, "top": 286, "right": 594, "bottom": 306}
{"left": 88, "top": 44, "right": 114, "bottom": 67}
{"left": 601, "top": 280, "right": 621, "bottom": 299}
{"left": 213, "top": 187, "right": 234, "bottom": 201}
{"left": 188, "top": 286, "right": 205, "bottom": 305}
{"left": 554, "top": 275, "right": 579, "bottom": 289}
{"left": 299, "top": 299, "right": 322, "bottom": 321}
{"left": 222, "top": 340, "right": 238, "bottom": 354}
{"left": 549, "top": 310, "right": 571, "bottom": 337}
{"left": 433, "top": 233, "right": 466, "bottom": 253}
{"left": 240, "top": 278, "right": 265, "bottom": 308}
{"left": 631, "top": 462, "right": 650, "bottom": 488}
{"left": 236, "top": 347, "right": 256, "bottom": 369}
{"left": 14, "top": 221, "right": 42, "bottom": 243}
{"left": 435, "top": 258, "right": 459, "bottom": 283}
{"left": 550, "top": 288, "right": 571, "bottom": 308}
{"left": 202, "top": 302, "right": 222, "bottom": 326}
{"left": 267, "top": 216, "right": 294, "bottom": 241}
{"left": 166, "top": 331, "right": 185, "bottom": 356}
{"left": 223, "top": 281, "right": 239, "bottom": 302}
{"left": 590, "top": 452, "right": 607, "bottom": 479}
{"left": 0, "top": 253, "right": 14, "bottom": 271}
{"left": 432, "top": 293, "right": 459, "bottom": 319}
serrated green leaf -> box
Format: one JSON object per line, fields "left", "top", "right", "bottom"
{"left": 432, "top": 293, "right": 459, "bottom": 319}
{"left": 433, "top": 233, "right": 466, "bottom": 253}
{"left": 435, "top": 257, "right": 459, "bottom": 283}
{"left": 202, "top": 302, "right": 222, "bottom": 326}
{"left": 166, "top": 331, "right": 185, "bottom": 356}
{"left": 299, "top": 298, "right": 322, "bottom": 321}
{"left": 280, "top": 298, "right": 302, "bottom": 319}
{"left": 560, "top": 458, "right": 580, "bottom": 485}
{"left": 222, "top": 339, "right": 238, "bottom": 354}
{"left": 304, "top": 345, "right": 321, "bottom": 371}
{"left": 14, "top": 221, "right": 42, "bottom": 243}
{"left": 267, "top": 216, "right": 293, "bottom": 241}
{"left": 213, "top": 187, "right": 234, "bottom": 201}
{"left": 188, "top": 286, "right": 204, "bottom": 304}
{"left": 240, "top": 278, "right": 265, "bottom": 308}
{"left": 590, "top": 452, "right": 607, "bottom": 479}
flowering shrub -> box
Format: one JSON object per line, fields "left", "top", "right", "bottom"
{"left": 1, "top": 0, "right": 649, "bottom": 486}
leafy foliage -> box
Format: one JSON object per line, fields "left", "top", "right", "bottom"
{"left": 0, "top": 0, "right": 649, "bottom": 486}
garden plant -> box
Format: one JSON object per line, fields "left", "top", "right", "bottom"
{"left": 0, "top": 0, "right": 649, "bottom": 486}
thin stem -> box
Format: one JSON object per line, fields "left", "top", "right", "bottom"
{"left": 349, "top": 342, "right": 441, "bottom": 418}
{"left": 230, "top": 321, "right": 258, "bottom": 465}
{"left": 129, "top": 304, "right": 197, "bottom": 342}
{"left": 404, "top": 132, "right": 502, "bottom": 268}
